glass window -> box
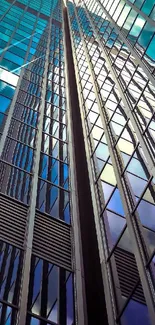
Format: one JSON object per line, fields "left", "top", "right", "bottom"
{"left": 0, "top": 95, "right": 11, "bottom": 113}
{"left": 0, "top": 58, "right": 20, "bottom": 75}
{"left": 4, "top": 51, "right": 24, "bottom": 66}
{"left": 107, "top": 188, "right": 125, "bottom": 215}
{"left": 101, "top": 163, "right": 117, "bottom": 185}
{"left": 101, "top": 182, "right": 114, "bottom": 203}
{"left": 0, "top": 112, "right": 7, "bottom": 132}
{"left": 0, "top": 81, "right": 15, "bottom": 99}
{"left": 105, "top": 210, "right": 126, "bottom": 247}
{"left": 121, "top": 298, "right": 151, "bottom": 325}
{"left": 137, "top": 199, "right": 155, "bottom": 230}
{"left": 95, "top": 142, "right": 109, "bottom": 161}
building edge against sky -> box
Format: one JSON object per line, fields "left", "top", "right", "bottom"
{"left": 0, "top": 0, "right": 155, "bottom": 325}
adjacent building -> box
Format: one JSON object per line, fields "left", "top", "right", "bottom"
{"left": 0, "top": 0, "right": 155, "bottom": 324}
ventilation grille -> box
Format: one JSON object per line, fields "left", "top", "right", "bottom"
{"left": 0, "top": 194, "right": 27, "bottom": 248}
{"left": 114, "top": 247, "right": 145, "bottom": 304}
{"left": 32, "top": 212, "right": 72, "bottom": 270}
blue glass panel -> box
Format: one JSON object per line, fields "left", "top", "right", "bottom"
{"left": 106, "top": 210, "right": 126, "bottom": 246}
{"left": 119, "top": 228, "right": 133, "bottom": 253}
{"left": 101, "top": 181, "right": 114, "bottom": 203}
{"left": 64, "top": 203, "right": 70, "bottom": 224}
{"left": 66, "top": 275, "right": 74, "bottom": 325}
{"left": 127, "top": 172, "right": 146, "bottom": 197}
{"left": 121, "top": 298, "right": 151, "bottom": 325}
{"left": 5, "top": 306, "right": 12, "bottom": 325}
{"left": 32, "top": 259, "right": 42, "bottom": 313}
{"left": 47, "top": 265, "right": 58, "bottom": 320}
{"left": 137, "top": 199, "right": 155, "bottom": 230}
{"left": 127, "top": 157, "right": 147, "bottom": 179}
{"left": 8, "top": 252, "right": 19, "bottom": 303}
{"left": 144, "top": 227, "right": 155, "bottom": 253}
{"left": 30, "top": 317, "right": 39, "bottom": 325}
{"left": 107, "top": 188, "right": 125, "bottom": 215}
{"left": 0, "top": 95, "right": 11, "bottom": 113}
{"left": 63, "top": 163, "right": 69, "bottom": 183}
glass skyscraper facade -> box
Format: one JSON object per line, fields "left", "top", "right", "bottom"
{"left": 0, "top": 0, "right": 155, "bottom": 324}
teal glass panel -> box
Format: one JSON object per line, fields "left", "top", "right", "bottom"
{"left": 4, "top": 51, "right": 24, "bottom": 66}
{"left": 146, "top": 35, "right": 155, "bottom": 62}
{"left": 0, "top": 33, "right": 10, "bottom": 42}
{"left": 0, "top": 112, "right": 7, "bottom": 132}
{"left": 0, "top": 40, "right": 7, "bottom": 51}
{"left": 0, "top": 81, "right": 15, "bottom": 99}
{"left": 0, "top": 58, "right": 19, "bottom": 75}
{"left": 0, "top": 95, "right": 11, "bottom": 113}
{"left": 0, "top": 26, "right": 12, "bottom": 37}
{"left": 16, "top": 29, "right": 30, "bottom": 38}
{"left": 10, "top": 39, "right": 28, "bottom": 51}
{"left": 141, "top": 0, "right": 154, "bottom": 16}
{"left": 2, "top": 22, "right": 15, "bottom": 31}
{"left": 9, "top": 45, "right": 26, "bottom": 59}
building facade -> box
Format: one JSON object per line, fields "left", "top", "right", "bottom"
{"left": 0, "top": 0, "right": 155, "bottom": 324}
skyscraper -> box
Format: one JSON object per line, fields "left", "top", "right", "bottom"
{"left": 0, "top": 0, "right": 155, "bottom": 324}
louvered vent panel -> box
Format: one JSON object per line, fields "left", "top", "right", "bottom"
{"left": 114, "top": 247, "right": 145, "bottom": 304}
{"left": 0, "top": 194, "right": 27, "bottom": 247}
{"left": 33, "top": 212, "right": 72, "bottom": 270}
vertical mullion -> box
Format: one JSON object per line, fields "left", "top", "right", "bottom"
{"left": 58, "top": 21, "right": 66, "bottom": 321}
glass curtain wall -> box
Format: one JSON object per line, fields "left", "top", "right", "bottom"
{"left": 67, "top": 0, "right": 155, "bottom": 324}
{"left": 0, "top": 1, "right": 75, "bottom": 324}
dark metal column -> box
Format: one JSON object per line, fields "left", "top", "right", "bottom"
{"left": 63, "top": 6, "right": 109, "bottom": 325}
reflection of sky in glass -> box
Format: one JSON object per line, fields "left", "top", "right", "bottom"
{"left": 0, "top": 95, "right": 11, "bottom": 113}
{"left": 137, "top": 199, "right": 155, "bottom": 230}
{"left": 73, "top": 1, "right": 155, "bottom": 61}
{"left": 121, "top": 298, "right": 151, "bottom": 325}
{"left": 107, "top": 188, "right": 125, "bottom": 216}
{"left": 106, "top": 210, "right": 126, "bottom": 246}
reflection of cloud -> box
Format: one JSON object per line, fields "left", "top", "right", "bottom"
{"left": 0, "top": 68, "right": 18, "bottom": 87}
